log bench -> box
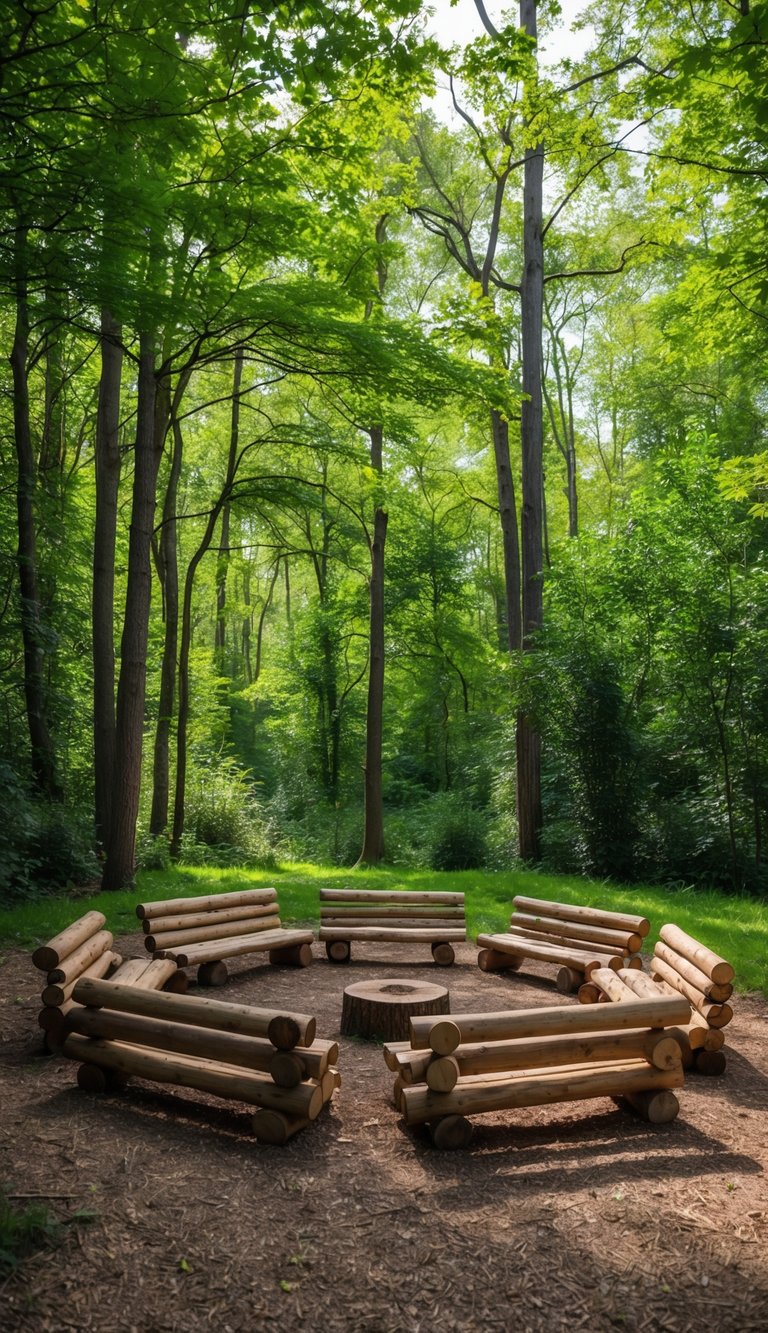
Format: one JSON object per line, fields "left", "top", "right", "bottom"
{"left": 476, "top": 894, "right": 650, "bottom": 993}
{"left": 32, "top": 911, "right": 188, "bottom": 1050}
{"left": 60, "top": 977, "right": 340, "bottom": 1144}
{"left": 383, "top": 992, "right": 691, "bottom": 1148}
{"left": 319, "top": 888, "right": 466, "bottom": 965}
{"left": 137, "top": 887, "right": 314, "bottom": 986}
{"left": 578, "top": 925, "right": 735, "bottom": 1076}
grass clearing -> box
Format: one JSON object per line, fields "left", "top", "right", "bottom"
{"left": 1, "top": 863, "right": 766, "bottom": 995}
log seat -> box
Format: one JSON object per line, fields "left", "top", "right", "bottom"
{"left": 137, "top": 887, "right": 314, "bottom": 986}
{"left": 319, "top": 888, "right": 466, "bottom": 965}
{"left": 383, "top": 992, "right": 691, "bottom": 1148}
{"left": 577, "top": 924, "right": 735, "bottom": 1077}
{"left": 60, "top": 977, "right": 340, "bottom": 1143}
{"left": 32, "top": 910, "right": 188, "bottom": 1050}
{"left": 477, "top": 894, "right": 650, "bottom": 992}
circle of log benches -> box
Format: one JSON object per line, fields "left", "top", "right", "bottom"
{"left": 340, "top": 979, "right": 450, "bottom": 1042}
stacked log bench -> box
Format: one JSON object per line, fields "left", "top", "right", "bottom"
{"left": 32, "top": 911, "right": 187, "bottom": 1051}
{"left": 578, "top": 925, "right": 735, "bottom": 1076}
{"left": 138, "top": 888, "right": 314, "bottom": 985}
{"left": 382, "top": 993, "right": 691, "bottom": 1148}
{"left": 319, "top": 888, "right": 466, "bottom": 965}
{"left": 60, "top": 977, "right": 340, "bottom": 1144}
{"left": 476, "top": 894, "right": 649, "bottom": 993}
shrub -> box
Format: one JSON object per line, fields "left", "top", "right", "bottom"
{"left": 428, "top": 798, "right": 489, "bottom": 871}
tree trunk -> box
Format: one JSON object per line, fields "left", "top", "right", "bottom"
{"left": 215, "top": 352, "right": 243, "bottom": 666}
{"left": 10, "top": 223, "right": 60, "bottom": 800}
{"left": 149, "top": 397, "right": 184, "bottom": 836}
{"left": 92, "top": 309, "right": 123, "bottom": 844}
{"left": 517, "top": 0, "right": 544, "bottom": 861}
{"left": 356, "top": 426, "right": 387, "bottom": 865}
{"left": 490, "top": 407, "right": 522, "bottom": 652}
{"left": 101, "top": 330, "right": 161, "bottom": 888}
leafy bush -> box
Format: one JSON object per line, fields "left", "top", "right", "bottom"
{"left": 428, "top": 798, "right": 489, "bottom": 871}
{"left": 180, "top": 760, "right": 277, "bottom": 868}
{"left": 0, "top": 764, "right": 97, "bottom": 904}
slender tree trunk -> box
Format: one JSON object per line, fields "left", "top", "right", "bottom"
{"left": 10, "top": 224, "right": 61, "bottom": 800}
{"left": 517, "top": 0, "right": 544, "bottom": 862}
{"left": 215, "top": 352, "right": 243, "bottom": 664}
{"left": 149, "top": 397, "right": 184, "bottom": 836}
{"left": 356, "top": 423, "right": 387, "bottom": 865}
{"left": 92, "top": 309, "right": 123, "bottom": 843}
{"left": 490, "top": 407, "right": 522, "bottom": 652}
{"left": 101, "top": 330, "right": 161, "bottom": 888}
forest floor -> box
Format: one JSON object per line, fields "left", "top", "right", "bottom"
{"left": 1, "top": 937, "right": 766, "bottom": 1333}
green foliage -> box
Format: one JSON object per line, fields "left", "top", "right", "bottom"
{"left": 427, "top": 797, "right": 489, "bottom": 871}
{"left": 0, "top": 1190, "right": 64, "bottom": 1276}
{"left": 0, "top": 765, "right": 97, "bottom": 905}
{"left": 179, "top": 760, "right": 277, "bottom": 869}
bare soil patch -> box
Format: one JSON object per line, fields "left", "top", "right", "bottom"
{"left": 1, "top": 936, "right": 766, "bottom": 1332}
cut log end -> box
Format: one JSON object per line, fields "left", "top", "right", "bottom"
{"left": 558, "top": 967, "right": 583, "bottom": 995}
{"left": 252, "top": 1109, "right": 310, "bottom": 1144}
{"left": 267, "top": 1013, "right": 316, "bottom": 1051}
{"left": 623, "top": 1089, "right": 680, "bottom": 1124}
{"left": 269, "top": 1052, "right": 306, "bottom": 1089}
{"left": 694, "top": 1049, "right": 727, "bottom": 1077}
{"left": 425, "top": 1055, "right": 460, "bottom": 1093}
{"left": 326, "top": 940, "right": 351, "bottom": 963}
{"left": 429, "top": 1115, "right": 474, "bottom": 1150}
{"left": 576, "top": 980, "right": 601, "bottom": 1004}
{"left": 197, "top": 960, "right": 228, "bottom": 987}
{"left": 431, "top": 942, "right": 455, "bottom": 967}
{"left": 477, "top": 948, "right": 522, "bottom": 974}
{"left": 76, "top": 1064, "right": 129, "bottom": 1095}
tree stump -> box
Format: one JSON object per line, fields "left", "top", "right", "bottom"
{"left": 340, "top": 979, "right": 450, "bottom": 1042}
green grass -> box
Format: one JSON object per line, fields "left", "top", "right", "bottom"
{"left": 1, "top": 862, "right": 766, "bottom": 995}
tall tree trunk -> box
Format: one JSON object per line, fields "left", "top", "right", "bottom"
{"left": 101, "top": 330, "right": 161, "bottom": 888}
{"left": 92, "top": 309, "right": 123, "bottom": 844}
{"left": 517, "top": 0, "right": 544, "bottom": 861}
{"left": 356, "top": 424, "right": 387, "bottom": 865}
{"left": 10, "top": 223, "right": 60, "bottom": 800}
{"left": 490, "top": 407, "right": 522, "bottom": 652}
{"left": 215, "top": 352, "right": 243, "bottom": 665}
{"left": 149, "top": 394, "right": 184, "bottom": 836}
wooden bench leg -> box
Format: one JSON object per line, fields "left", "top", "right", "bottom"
{"left": 431, "top": 942, "right": 455, "bottom": 966}
{"left": 163, "top": 971, "right": 189, "bottom": 994}
{"left": 77, "top": 1064, "right": 130, "bottom": 1095}
{"left": 617, "top": 1090, "right": 680, "bottom": 1124}
{"left": 429, "top": 1115, "right": 474, "bottom": 1149}
{"left": 326, "top": 941, "right": 351, "bottom": 963}
{"left": 198, "top": 961, "right": 229, "bottom": 987}
{"left": 556, "top": 966, "right": 583, "bottom": 995}
{"left": 268, "top": 944, "right": 313, "bottom": 968}
{"left": 477, "top": 948, "right": 522, "bottom": 973}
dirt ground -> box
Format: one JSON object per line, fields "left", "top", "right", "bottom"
{"left": 1, "top": 935, "right": 766, "bottom": 1333}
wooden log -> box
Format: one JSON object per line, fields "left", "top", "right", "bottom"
{"left": 478, "top": 949, "right": 522, "bottom": 973}
{"left": 401, "top": 1059, "right": 684, "bottom": 1126}
{"left": 320, "top": 889, "right": 464, "bottom": 905}
{"left": 476, "top": 933, "right": 623, "bottom": 975}
{"left": 512, "top": 895, "right": 650, "bottom": 937}
{"left": 694, "top": 1049, "right": 727, "bottom": 1076}
{"left": 32, "top": 912, "right": 107, "bottom": 973}
{"left": 269, "top": 1052, "right": 306, "bottom": 1088}
{"left": 651, "top": 957, "right": 733, "bottom": 1027}
{"left": 46, "top": 931, "right": 114, "bottom": 986}
{"left": 145, "top": 915, "right": 281, "bottom": 952}
{"left": 499, "top": 923, "right": 632, "bottom": 962}
{"left": 268, "top": 943, "right": 313, "bottom": 968}
{"left": 136, "top": 888, "right": 277, "bottom": 920}
{"left": 393, "top": 1075, "right": 406, "bottom": 1111}
{"left": 326, "top": 941, "right": 351, "bottom": 963}
{"left": 321, "top": 908, "right": 466, "bottom": 922}
{"left": 658, "top": 924, "right": 733, "bottom": 985}
{"left": 41, "top": 949, "right": 120, "bottom": 1007}
{"left": 319, "top": 926, "right": 466, "bottom": 942}
{"left": 111, "top": 958, "right": 154, "bottom": 986}
{"left": 197, "top": 961, "right": 228, "bottom": 987}
{"left": 340, "top": 979, "right": 449, "bottom": 1041}
{"left": 38, "top": 1002, "right": 74, "bottom": 1050}
{"left": 622, "top": 1089, "right": 680, "bottom": 1123}
{"left": 410, "top": 994, "right": 691, "bottom": 1054}
{"left": 590, "top": 968, "right": 636, "bottom": 1004}
{"left": 664, "top": 1027, "right": 693, "bottom": 1069}
{"left": 320, "top": 1068, "right": 340, "bottom": 1103}
{"left": 76, "top": 1063, "right": 120, "bottom": 1094}
{"left": 650, "top": 979, "right": 728, "bottom": 1049}
{"left": 382, "top": 1039, "right": 411, "bottom": 1071}
{"left": 429, "top": 1115, "right": 474, "bottom": 1149}
{"left": 511, "top": 911, "right": 641, "bottom": 954}
{"left": 559, "top": 967, "right": 584, "bottom": 995}
{"left": 654, "top": 940, "right": 733, "bottom": 1001}
{"left": 624, "top": 955, "right": 643, "bottom": 970}
{"left": 72, "top": 978, "right": 316, "bottom": 1049}
{"left": 143, "top": 902, "right": 279, "bottom": 935}
{"left": 64, "top": 1034, "right": 324, "bottom": 1118}
{"left": 132, "top": 959, "right": 180, "bottom": 991}
{"left": 398, "top": 1028, "right": 684, "bottom": 1080}
{"left": 252, "top": 1109, "right": 310, "bottom": 1144}
{"left": 162, "top": 927, "right": 314, "bottom": 967}
{"left": 163, "top": 971, "right": 189, "bottom": 994}
{"left": 431, "top": 943, "right": 455, "bottom": 966}
{"left": 426, "top": 1055, "right": 461, "bottom": 1092}
{"left": 577, "top": 980, "right": 601, "bottom": 1004}
{"left": 616, "top": 969, "right": 663, "bottom": 1001}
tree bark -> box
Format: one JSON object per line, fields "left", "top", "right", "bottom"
{"left": 149, "top": 392, "right": 184, "bottom": 836}
{"left": 92, "top": 309, "right": 123, "bottom": 843}
{"left": 214, "top": 351, "right": 243, "bottom": 666}
{"left": 10, "top": 222, "right": 61, "bottom": 800}
{"left": 490, "top": 407, "right": 522, "bottom": 652}
{"left": 356, "top": 425, "right": 387, "bottom": 865}
{"left": 517, "top": 0, "right": 544, "bottom": 861}
{"left": 101, "top": 330, "right": 161, "bottom": 888}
